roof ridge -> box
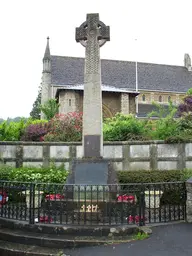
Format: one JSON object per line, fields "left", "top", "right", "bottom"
{"left": 50, "top": 55, "right": 184, "bottom": 68}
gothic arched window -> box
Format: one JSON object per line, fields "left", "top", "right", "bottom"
{"left": 159, "top": 95, "right": 162, "bottom": 102}
{"left": 142, "top": 95, "right": 146, "bottom": 102}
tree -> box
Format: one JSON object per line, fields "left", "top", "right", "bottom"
{"left": 30, "top": 86, "right": 41, "bottom": 119}
{"left": 40, "top": 99, "right": 60, "bottom": 120}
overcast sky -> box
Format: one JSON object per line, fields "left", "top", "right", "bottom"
{"left": 0, "top": 0, "right": 191, "bottom": 119}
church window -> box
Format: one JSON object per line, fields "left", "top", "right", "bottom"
{"left": 159, "top": 95, "right": 162, "bottom": 102}
{"left": 69, "top": 99, "right": 71, "bottom": 106}
{"left": 142, "top": 95, "right": 146, "bottom": 101}
{"left": 168, "top": 96, "right": 171, "bottom": 102}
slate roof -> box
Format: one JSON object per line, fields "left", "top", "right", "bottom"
{"left": 51, "top": 56, "right": 192, "bottom": 93}
{"left": 56, "top": 84, "right": 139, "bottom": 95}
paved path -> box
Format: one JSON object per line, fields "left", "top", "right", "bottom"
{"left": 64, "top": 223, "right": 192, "bottom": 256}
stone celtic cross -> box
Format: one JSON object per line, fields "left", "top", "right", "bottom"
{"left": 76, "top": 13, "right": 110, "bottom": 158}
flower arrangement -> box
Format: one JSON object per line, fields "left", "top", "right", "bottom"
{"left": 39, "top": 216, "right": 53, "bottom": 223}
{"left": 0, "top": 190, "right": 8, "bottom": 206}
{"left": 117, "top": 194, "right": 136, "bottom": 203}
{"left": 45, "top": 194, "right": 64, "bottom": 200}
{"left": 127, "top": 215, "right": 147, "bottom": 224}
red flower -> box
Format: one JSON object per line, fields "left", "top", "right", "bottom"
{"left": 117, "top": 194, "right": 135, "bottom": 203}
{"left": 39, "top": 216, "right": 53, "bottom": 223}
{"left": 128, "top": 215, "right": 147, "bottom": 224}
{"left": 39, "top": 136, "right": 44, "bottom": 141}
{"left": 0, "top": 190, "right": 8, "bottom": 205}
{"left": 45, "top": 194, "right": 64, "bottom": 200}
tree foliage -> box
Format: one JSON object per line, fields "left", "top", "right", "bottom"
{"left": 30, "top": 86, "right": 41, "bottom": 120}
{"left": 40, "top": 99, "right": 60, "bottom": 120}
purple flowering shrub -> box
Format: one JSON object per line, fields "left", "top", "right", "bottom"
{"left": 21, "top": 123, "right": 48, "bottom": 141}
{"left": 178, "top": 95, "right": 192, "bottom": 116}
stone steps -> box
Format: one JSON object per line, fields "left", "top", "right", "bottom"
{"left": 0, "top": 218, "right": 139, "bottom": 255}
{"left": 0, "top": 228, "right": 111, "bottom": 250}
{"left": 0, "top": 240, "right": 65, "bottom": 256}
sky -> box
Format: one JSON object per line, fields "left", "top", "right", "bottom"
{"left": 0, "top": 0, "right": 192, "bottom": 119}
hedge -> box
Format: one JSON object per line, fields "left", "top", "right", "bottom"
{"left": 117, "top": 169, "right": 189, "bottom": 205}
{"left": 117, "top": 169, "right": 192, "bottom": 183}
{"left": 0, "top": 166, "right": 191, "bottom": 184}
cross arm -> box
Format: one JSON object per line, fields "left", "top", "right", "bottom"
{"left": 76, "top": 22, "right": 87, "bottom": 42}
{"left": 99, "top": 25, "right": 110, "bottom": 41}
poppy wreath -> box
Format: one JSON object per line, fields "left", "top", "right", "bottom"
{"left": 39, "top": 216, "right": 53, "bottom": 223}
{"left": 127, "top": 215, "right": 147, "bottom": 224}
{"left": 0, "top": 190, "right": 8, "bottom": 206}
{"left": 117, "top": 194, "right": 136, "bottom": 203}
{"left": 45, "top": 194, "right": 64, "bottom": 200}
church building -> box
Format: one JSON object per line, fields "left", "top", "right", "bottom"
{"left": 41, "top": 37, "right": 192, "bottom": 118}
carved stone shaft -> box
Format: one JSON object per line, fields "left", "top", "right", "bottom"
{"left": 76, "top": 13, "right": 110, "bottom": 158}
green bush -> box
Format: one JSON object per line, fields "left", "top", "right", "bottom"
{"left": 117, "top": 169, "right": 189, "bottom": 206}
{"left": 117, "top": 169, "right": 191, "bottom": 183}
{"left": 103, "top": 113, "right": 149, "bottom": 141}
{"left": 0, "top": 164, "right": 68, "bottom": 183}
{"left": 0, "top": 119, "right": 25, "bottom": 141}
{"left": 0, "top": 118, "right": 47, "bottom": 141}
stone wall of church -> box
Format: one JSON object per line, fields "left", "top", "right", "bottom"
{"left": 59, "top": 91, "right": 78, "bottom": 114}
{"left": 58, "top": 89, "right": 184, "bottom": 117}
{"left": 138, "top": 91, "right": 185, "bottom": 105}
{"left": 59, "top": 90, "right": 136, "bottom": 117}
{"left": 121, "top": 93, "right": 129, "bottom": 115}
{"left": 129, "top": 95, "right": 136, "bottom": 114}
{"left": 103, "top": 92, "right": 121, "bottom": 116}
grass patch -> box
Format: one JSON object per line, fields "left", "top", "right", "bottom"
{"left": 133, "top": 232, "right": 149, "bottom": 240}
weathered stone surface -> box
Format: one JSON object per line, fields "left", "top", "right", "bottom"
{"left": 186, "top": 161, "right": 192, "bottom": 169}
{"left": 67, "top": 159, "right": 117, "bottom": 185}
{"left": 55, "top": 162, "right": 70, "bottom": 170}
{"left": 121, "top": 93, "right": 129, "bottom": 114}
{"left": 129, "top": 161, "right": 150, "bottom": 170}
{"left": 104, "top": 145, "right": 122, "bottom": 158}
{"left": 0, "top": 142, "right": 191, "bottom": 171}
{"left": 76, "top": 146, "right": 83, "bottom": 158}
{"left": 130, "top": 145, "right": 150, "bottom": 158}
{"left": 185, "top": 143, "right": 192, "bottom": 157}
{"left": 50, "top": 146, "right": 69, "bottom": 159}
{"left": 23, "top": 162, "right": 42, "bottom": 167}
{"left": 157, "top": 144, "right": 178, "bottom": 158}
{"left": 23, "top": 146, "right": 43, "bottom": 159}
{"left": 113, "top": 162, "right": 123, "bottom": 171}
{"left": 0, "top": 145, "right": 16, "bottom": 158}
{"left": 76, "top": 14, "right": 110, "bottom": 158}
{"left": 157, "top": 161, "right": 177, "bottom": 170}
{"left": 5, "top": 162, "right": 16, "bottom": 167}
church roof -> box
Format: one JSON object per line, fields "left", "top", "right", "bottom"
{"left": 43, "top": 37, "right": 51, "bottom": 61}
{"left": 56, "top": 84, "right": 139, "bottom": 95}
{"left": 51, "top": 56, "right": 192, "bottom": 93}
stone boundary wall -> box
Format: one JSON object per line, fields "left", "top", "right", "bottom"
{"left": 0, "top": 141, "right": 192, "bottom": 171}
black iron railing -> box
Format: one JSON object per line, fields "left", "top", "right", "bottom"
{"left": 0, "top": 181, "right": 186, "bottom": 226}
